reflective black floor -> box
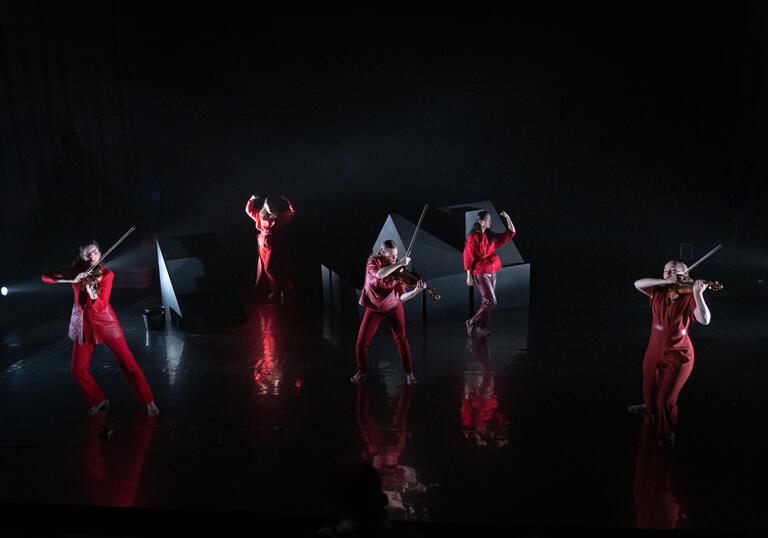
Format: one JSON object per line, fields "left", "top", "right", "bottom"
{"left": 1, "top": 297, "right": 766, "bottom": 534}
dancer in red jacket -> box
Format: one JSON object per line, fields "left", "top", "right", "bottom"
{"left": 245, "top": 194, "right": 296, "bottom": 300}
{"left": 42, "top": 241, "right": 159, "bottom": 416}
{"left": 629, "top": 260, "right": 712, "bottom": 447}
{"left": 351, "top": 240, "right": 426, "bottom": 385}
{"left": 463, "top": 210, "right": 516, "bottom": 337}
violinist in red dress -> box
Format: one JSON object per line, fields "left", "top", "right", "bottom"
{"left": 351, "top": 240, "right": 426, "bottom": 385}
{"left": 463, "top": 210, "right": 516, "bottom": 337}
{"left": 42, "top": 240, "right": 159, "bottom": 416}
{"left": 629, "top": 260, "right": 714, "bottom": 447}
{"left": 244, "top": 194, "right": 296, "bottom": 300}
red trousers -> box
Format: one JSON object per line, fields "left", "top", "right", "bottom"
{"left": 470, "top": 273, "right": 497, "bottom": 328}
{"left": 256, "top": 240, "right": 293, "bottom": 295}
{"left": 355, "top": 303, "right": 413, "bottom": 374}
{"left": 642, "top": 352, "right": 694, "bottom": 441}
{"left": 72, "top": 337, "right": 155, "bottom": 406}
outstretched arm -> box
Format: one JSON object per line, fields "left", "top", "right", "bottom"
{"left": 41, "top": 266, "right": 80, "bottom": 284}
{"left": 499, "top": 211, "right": 516, "bottom": 234}
{"left": 245, "top": 195, "right": 261, "bottom": 222}
{"left": 493, "top": 211, "right": 517, "bottom": 247}
{"left": 634, "top": 277, "right": 674, "bottom": 297}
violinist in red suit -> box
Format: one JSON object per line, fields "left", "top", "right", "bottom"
{"left": 350, "top": 240, "right": 426, "bottom": 385}
{"left": 463, "top": 210, "right": 516, "bottom": 337}
{"left": 629, "top": 260, "right": 712, "bottom": 448}
{"left": 244, "top": 194, "right": 296, "bottom": 300}
{"left": 42, "top": 241, "right": 159, "bottom": 416}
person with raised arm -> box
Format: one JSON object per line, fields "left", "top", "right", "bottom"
{"left": 245, "top": 194, "right": 296, "bottom": 300}
{"left": 463, "top": 210, "right": 516, "bottom": 337}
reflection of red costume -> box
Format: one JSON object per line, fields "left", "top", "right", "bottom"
{"left": 355, "top": 256, "right": 413, "bottom": 374}
{"left": 42, "top": 266, "right": 155, "bottom": 407}
{"left": 245, "top": 198, "right": 296, "bottom": 296}
{"left": 642, "top": 290, "right": 696, "bottom": 442}
{"left": 357, "top": 384, "right": 411, "bottom": 470}
{"left": 83, "top": 415, "right": 155, "bottom": 507}
{"left": 462, "top": 337, "right": 508, "bottom": 445}
{"left": 633, "top": 421, "right": 682, "bottom": 528}
{"left": 461, "top": 380, "right": 500, "bottom": 432}
{"left": 251, "top": 305, "right": 303, "bottom": 396}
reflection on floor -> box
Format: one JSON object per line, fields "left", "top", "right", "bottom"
{"left": 0, "top": 300, "right": 766, "bottom": 533}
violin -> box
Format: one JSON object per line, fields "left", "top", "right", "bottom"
{"left": 662, "top": 276, "right": 724, "bottom": 295}
{"left": 79, "top": 264, "right": 107, "bottom": 294}
{"left": 388, "top": 266, "right": 442, "bottom": 300}
{"left": 660, "top": 243, "right": 726, "bottom": 297}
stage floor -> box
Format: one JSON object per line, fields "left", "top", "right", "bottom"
{"left": 0, "top": 298, "right": 766, "bottom": 533}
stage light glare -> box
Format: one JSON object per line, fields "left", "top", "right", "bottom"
{"left": 1, "top": 286, "right": 7, "bottom": 296}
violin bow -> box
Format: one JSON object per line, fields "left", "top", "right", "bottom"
{"left": 682, "top": 243, "right": 723, "bottom": 276}
{"left": 89, "top": 225, "right": 137, "bottom": 273}
{"left": 404, "top": 204, "right": 429, "bottom": 259}
{"left": 56, "top": 226, "right": 137, "bottom": 283}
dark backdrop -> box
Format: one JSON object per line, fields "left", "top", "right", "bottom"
{"left": 1, "top": 5, "right": 766, "bottom": 333}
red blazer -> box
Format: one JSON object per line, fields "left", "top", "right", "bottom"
{"left": 463, "top": 228, "right": 516, "bottom": 275}
{"left": 42, "top": 265, "right": 123, "bottom": 345}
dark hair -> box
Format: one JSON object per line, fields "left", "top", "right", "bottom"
{"left": 471, "top": 211, "right": 491, "bottom": 234}
{"left": 73, "top": 240, "right": 100, "bottom": 266}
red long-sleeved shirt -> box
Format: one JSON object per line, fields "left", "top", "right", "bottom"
{"left": 358, "top": 256, "right": 406, "bottom": 312}
{"left": 42, "top": 266, "right": 123, "bottom": 344}
{"left": 463, "top": 228, "right": 516, "bottom": 275}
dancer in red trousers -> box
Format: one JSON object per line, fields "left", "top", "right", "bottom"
{"left": 244, "top": 194, "right": 296, "bottom": 300}
{"left": 463, "top": 210, "right": 516, "bottom": 337}
{"left": 351, "top": 240, "right": 426, "bottom": 385}
{"left": 42, "top": 241, "right": 159, "bottom": 416}
{"left": 629, "top": 260, "right": 712, "bottom": 447}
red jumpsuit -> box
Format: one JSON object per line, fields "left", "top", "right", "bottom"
{"left": 245, "top": 198, "right": 296, "bottom": 296}
{"left": 463, "top": 227, "right": 516, "bottom": 328}
{"left": 42, "top": 266, "right": 155, "bottom": 407}
{"left": 355, "top": 256, "right": 413, "bottom": 374}
{"left": 642, "top": 290, "right": 697, "bottom": 443}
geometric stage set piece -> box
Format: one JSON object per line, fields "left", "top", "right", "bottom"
{"left": 156, "top": 234, "right": 246, "bottom": 331}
